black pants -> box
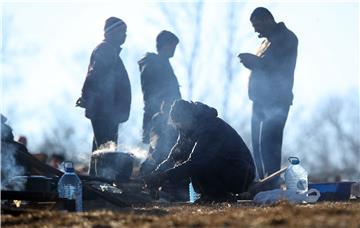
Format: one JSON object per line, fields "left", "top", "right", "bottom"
{"left": 89, "top": 118, "right": 119, "bottom": 176}
{"left": 90, "top": 118, "right": 119, "bottom": 152}
{"left": 191, "top": 160, "right": 255, "bottom": 197}
{"left": 251, "top": 103, "right": 290, "bottom": 180}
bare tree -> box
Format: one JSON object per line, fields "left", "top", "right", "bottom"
{"left": 159, "top": 2, "right": 204, "bottom": 100}
{"left": 284, "top": 92, "right": 360, "bottom": 181}
{"left": 221, "top": 3, "right": 237, "bottom": 120}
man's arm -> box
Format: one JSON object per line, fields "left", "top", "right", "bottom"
{"left": 165, "top": 130, "right": 224, "bottom": 182}
{"left": 238, "top": 53, "right": 261, "bottom": 70}
{"left": 258, "top": 34, "right": 298, "bottom": 72}
{"left": 155, "top": 131, "right": 194, "bottom": 172}
{"left": 239, "top": 35, "right": 298, "bottom": 72}
{"left": 82, "top": 43, "right": 115, "bottom": 97}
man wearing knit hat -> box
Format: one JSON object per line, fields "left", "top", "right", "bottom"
{"left": 78, "top": 17, "right": 131, "bottom": 174}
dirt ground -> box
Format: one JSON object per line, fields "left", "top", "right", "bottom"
{"left": 2, "top": 200, "right": 360, "bottom": 227}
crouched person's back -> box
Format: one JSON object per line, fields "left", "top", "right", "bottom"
{"left": 150, "top": 100, "right": 255, "bottom": 203}
{"left": 185, "top": 103, "right": 255, "bottom": 201}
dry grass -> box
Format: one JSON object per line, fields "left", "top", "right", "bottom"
{"left": 2, "top": 201, "right": 360, "bottom": 227}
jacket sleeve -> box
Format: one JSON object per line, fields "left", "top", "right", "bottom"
{"left": 155, "top": 131, "right": 194, "bottom": 172}
{"left": 140, "top": 63, "right": 162, "bottom": 108}
{"left": 257, "top": 35, "right": 298, "bottom": 72}
{"left": 82, "top": 44, "right": 116, "bottom": 98}
{"left": 165, "top": 130, "right": 224, "bottom": 182}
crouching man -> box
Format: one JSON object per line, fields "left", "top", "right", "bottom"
{"left": 144, "top": 100, "right": 255, "bottom": 202}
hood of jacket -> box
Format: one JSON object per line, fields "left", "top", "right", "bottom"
{"left": 193, "top": 102, "right": 218, "bottom": 121}
{"left": 138, "top": 52, "right": 161, "bottom": 72}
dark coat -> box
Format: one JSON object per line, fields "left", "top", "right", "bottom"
{"left": 81, "top": 40, "right": 131, "bottom": 123}
{"left": 249, "top": 22, "right": 298, "bottom": 106}
{"left": 138, "top": 53, "right": 181, "bottom": 142}
{"left": 157, "top": 102, "right": 255, "bottom": 193}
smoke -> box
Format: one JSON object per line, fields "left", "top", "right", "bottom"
{"left": 90, "top": 141, "right": 148, "bottom": 180}
{"left": 92, "top": 141, "right": 118, "bottom": 156}
{"left": 92, "top": 140, "right": 148, "bottom": 164}
{"left": 118, "top": 144, "right": 148, "bottom": 164}
{"left": 1, "top": 143, "right": 27, "bottom": 191}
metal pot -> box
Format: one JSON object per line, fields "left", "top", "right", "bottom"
{"left": 91, "top": 151, "right": 134, "bottom": 182}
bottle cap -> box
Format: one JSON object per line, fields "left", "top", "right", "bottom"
{"left": 64, "top": 161, "right": 75, "bottom": 172}
{"left": 288, "top": 157, "right": 300, "bottom": 165}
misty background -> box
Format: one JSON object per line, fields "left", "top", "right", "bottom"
{"left": 1, "top": 1, "right": 359, "bottom": 181}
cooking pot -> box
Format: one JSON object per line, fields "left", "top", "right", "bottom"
{"left": 91, "top": 151, "right": 134, "bottom": 182}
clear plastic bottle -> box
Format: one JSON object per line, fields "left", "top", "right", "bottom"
{"left": 284, "top": 157, "right": 308, "bottom": 193}
{"left": 189, "top": 181, "right": 200, "bottom": 203}
{"left": 58, "top": 161, "right": 83, "bottom": 212}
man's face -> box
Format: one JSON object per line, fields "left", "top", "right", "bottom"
{"left": 162, "top": 42, "right": 178, "bottom": 58}
{"left": 108, "top": 26, "right": 127, "bottom": 45}
{"left": 251, "top": 18, "right": 270, "bottom": 38}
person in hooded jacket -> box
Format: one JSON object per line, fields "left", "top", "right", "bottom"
{"left": 138, "top": 30, "right": 181, "bottom": 144}
{"left": 144, "top": 100, "right": 255, "bottom": 202}
{"left": 78, "top": 17, "right": 131, "bottom": 155}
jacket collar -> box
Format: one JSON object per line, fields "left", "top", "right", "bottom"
{"left": 268, "top": 22, "right": 286, "bottom": 41}
{"left": 104, "top": 38, "right": 122, "bottom": 55}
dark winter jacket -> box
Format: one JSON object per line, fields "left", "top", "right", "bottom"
{"left": 138, "top": 52, "right": 181, "bottom": 142}
{"left": 249, "top": 22, "right": 298, "bottom": 106}
{"left": 157, "top": 102, "right": 255, "bottom": 186}
{"left": 81, "top": 40, "right": 131, "bottom": 123}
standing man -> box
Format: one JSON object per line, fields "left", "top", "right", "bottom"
{"left": 138, "top": 30, "right": 181, "bottom": 144}
{"left": 78, "top": 17, "right": 131, "bottom": 157}
{"left": 238, "top": 7, "right": 298, "bottom": 184}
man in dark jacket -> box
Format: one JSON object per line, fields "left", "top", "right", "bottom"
{"left": 79, "top": 17, "right": 131, "bottom": 154}
{"left": 144, "top": 100, "right": 255, "bottom": 202}
{"left": 138, "top": 30, "right": 181, "bottom": 144}
{"left": 238, "top": 7, "right": 298, "bottom": 183}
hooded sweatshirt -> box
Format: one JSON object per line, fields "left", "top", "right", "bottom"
{"left": 138, "top": 52, "right": 181, "bottom": 116}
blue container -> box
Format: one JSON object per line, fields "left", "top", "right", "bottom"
{"left": 308, "top": 182, "right": 355, "bottom": 201}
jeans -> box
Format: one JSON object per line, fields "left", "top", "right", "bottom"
{"left": 251, "top": 103, "right": 290, "bottom": 180}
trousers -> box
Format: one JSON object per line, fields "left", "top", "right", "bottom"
{"left": 89, "top": 118, "right": 119, "bottom": 176}
{"left": 251, "top": 102, "right": 290, "bottom": 180}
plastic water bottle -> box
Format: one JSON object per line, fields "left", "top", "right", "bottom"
{"left": 189, "top": 181, "right": 200, "bottom": 203}
{"left": 58, "top": 161, "right": 83, "bottom": 212}
{"left": 284, "top": 157, "right": 308, "bottom": 193}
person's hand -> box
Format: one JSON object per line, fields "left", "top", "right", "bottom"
{"left": 238, "top": 53, "right": 259, "bottom": 69}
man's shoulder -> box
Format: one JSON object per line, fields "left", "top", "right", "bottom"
{"left": 138, "top": 52, "right": 163, "bottom": 72}
{"left": 278, "top": 22, "right": 298, "bottom": 44}
{"left": 93, "top": 41, "right": 117, "bottom": 58}
{"left": 138, "top": 52, "right": 159, "bottom": 64}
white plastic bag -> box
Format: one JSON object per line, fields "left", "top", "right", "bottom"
{"left": 253, "top": 188, "right": 321, "bottom": 204}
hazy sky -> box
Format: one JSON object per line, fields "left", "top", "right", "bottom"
{"left": 1, "top": 1, "right": 359, "bottom": 159}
